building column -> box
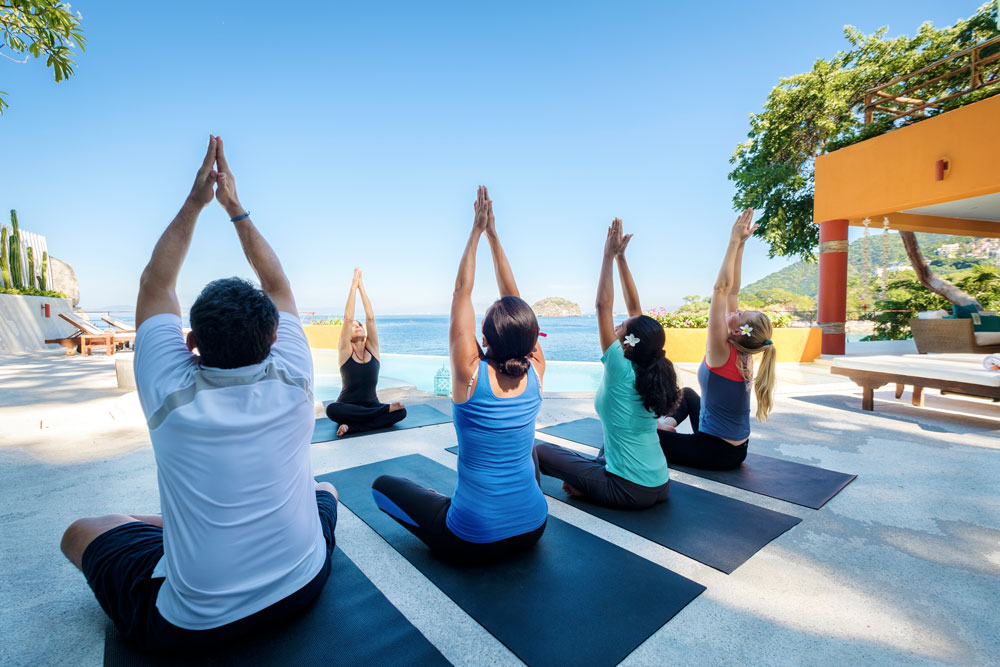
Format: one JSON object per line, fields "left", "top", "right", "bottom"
{"left": 818, "top": 219, "right": 849, "bottom": 356}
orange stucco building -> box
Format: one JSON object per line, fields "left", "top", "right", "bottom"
{"left": 813, "top": 93, "right": 1000, "bottom": 355}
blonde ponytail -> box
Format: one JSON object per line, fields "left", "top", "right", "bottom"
{"left": 731, "top": 311, "right": 778, "bottom": 422}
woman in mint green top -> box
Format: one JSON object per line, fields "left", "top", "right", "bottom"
{"left": 535, "top": 218, "right": 681, "bottom": 508}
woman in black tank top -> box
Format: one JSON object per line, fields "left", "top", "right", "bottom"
{"left": 324, "top": 268, "right": 406, "bottom": 436}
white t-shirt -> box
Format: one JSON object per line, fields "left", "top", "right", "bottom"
{"left": 134, "top": 311, "right": 325, "bottom": 630}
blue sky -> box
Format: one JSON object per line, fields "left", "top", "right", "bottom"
{"left": 0, "top": 1, "right": 979, "bottom": 314}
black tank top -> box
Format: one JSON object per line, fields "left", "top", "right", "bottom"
{"left": 337, "top": 352, "right": 379, "bottom": 405}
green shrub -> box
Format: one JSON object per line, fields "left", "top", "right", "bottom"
{"left": 0, "top": 285, "right": 68, "bottom": 298}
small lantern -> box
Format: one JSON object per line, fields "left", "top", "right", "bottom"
{"left": 433, "top": 365, "right": 451, "bottom": 396}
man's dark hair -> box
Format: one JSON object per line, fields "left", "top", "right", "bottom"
{"left": 481, "top": 296, "right": 539, "bottom": 378}
{"left": 189, "top": 277, "right": 279, "bottom": 369}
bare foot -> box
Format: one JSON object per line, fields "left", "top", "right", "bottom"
{"left": 562, "top": 482, "right": 585, "bottom": 498}
{"left": 657, "top": 423, "right": 676, "bottom": 433}
{"left": 389, "top": 402, "right": 405, "bottom": 412}
{"left": 336, "top": 424, "right": 349, "bottom": 437}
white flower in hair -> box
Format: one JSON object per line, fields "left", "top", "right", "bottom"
{"left": 623, "top": 333, "right": 640, "bottom": 347}
{"left": 739, "top": 324, "right": 753, "bottom": 337}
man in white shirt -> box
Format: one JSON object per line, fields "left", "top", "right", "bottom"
{"left": 60, "top": 136, "right": 338, "bottom": 654}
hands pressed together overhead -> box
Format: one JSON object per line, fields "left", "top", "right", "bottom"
{"left": 603, "top": 217, "right": 633, "bottom": 259}
{"left": 473, "top": 185, "right": 495, "bottom": 235}
{"left": 187, "top": 135, "right": 244, "bottom": 219}
{"left": 730, "top": 208, "right": 757, "bottom": 244}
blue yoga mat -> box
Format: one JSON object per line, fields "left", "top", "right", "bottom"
{"left": 539, "top": 417, "right": 856, "bottom": 509}
{"left": 446, "top": 443, "right": 801, "bottom": 573}
{"left": 312, "top": 403, "right": 451, "bottom": 444}
{"left": 319, "top": 454, "right": 705, "bottom": 667}
{"left": 103, "top": 548, "right": 449, "bottom": 666}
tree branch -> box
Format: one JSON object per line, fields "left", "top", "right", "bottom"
{"left": 900, "top": 231, "right": 979, "bottom": 307}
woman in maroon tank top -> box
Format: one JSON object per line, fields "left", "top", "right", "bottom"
{"left": 657, "top": 209, "right": 779, "bottom": 470}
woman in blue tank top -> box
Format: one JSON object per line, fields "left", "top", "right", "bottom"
{"left": 370, "top": 186, "right": 547, "bottom": 564}
{"left": 657, "top": 209, "right": 779, "bottom": 470}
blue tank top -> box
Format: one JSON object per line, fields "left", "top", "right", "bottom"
{"left": 446, "top": 359, "right": 548, "bottom": 543}
{"left": 697, "top": 345, "right": 751, "bottom": 442}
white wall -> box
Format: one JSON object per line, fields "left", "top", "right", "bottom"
{"left": 0, "top": 295, "right": 78, "bottom": 354}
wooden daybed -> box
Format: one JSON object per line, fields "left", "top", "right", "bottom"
{"left": 831, "top": 355, "right": 1000, "bottom": 411}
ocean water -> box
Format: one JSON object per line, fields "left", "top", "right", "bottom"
{"left": 316, "top": 314, "right": 624, "bottom": 396}
{"left": 369, "top": 314, "right": 627, "bottom": 362}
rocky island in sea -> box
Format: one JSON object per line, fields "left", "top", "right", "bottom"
{"left": 531, "top": 297, "right": 581, "bottom": 317}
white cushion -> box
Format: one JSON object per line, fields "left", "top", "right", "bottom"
{"left": 833, "top": 355, "right": 1000, "bottom": 387}
{"left": 903, "top": 353, "right": 987, "bottom": 365}
{"left": 974, "top": 332, "right": 1000, "bottom": 346}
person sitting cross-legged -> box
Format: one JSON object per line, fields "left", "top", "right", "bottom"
{"left": 656, "top": 208, "right": 778, "bottom": 471}
{"left": 370, "top": 186, "right": 548, "bottom": 565}
{"left": 324, "top": 267, "right": 406, "bottom": 437}
{"left": 59, "top": 136, "right": 338, "bottom": 655}
{"left": 535, "top": 218, "right": 680, "bottom": 509}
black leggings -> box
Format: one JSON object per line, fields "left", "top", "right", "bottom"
{"left": 658, "top": 387, "right": 748, "bottom": 470}
{"left": 370, "top": 475, "right": 545, "bottom": 565}
{"left": 325, "top": 401, "right": 405, "bottom": 435}
{"left": 534, "top": 442, "right": 670, "bottom": 509}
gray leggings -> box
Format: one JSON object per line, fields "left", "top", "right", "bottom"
{"left": 534, "top": 442, "right": 670, "bottom": 509}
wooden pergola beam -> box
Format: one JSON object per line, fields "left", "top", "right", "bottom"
{"left": 848, "top": 212, "right": 1000, "bottom": 238}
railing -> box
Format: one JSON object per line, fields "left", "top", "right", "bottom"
{"left": 863, "top": 34, "right": 1000, "bottom": 125}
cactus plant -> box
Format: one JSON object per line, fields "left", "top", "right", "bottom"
{"left": 9, "top": 210, "right": 22, "bottom": 289}
{"left": 26, "top": 247, "right": 35, "bottom": 289}
{"left": 39, "top": 251, "right": 47, "bottom": 291}
{"left": 0, "top": 227, "right": 9, "bottom": 288}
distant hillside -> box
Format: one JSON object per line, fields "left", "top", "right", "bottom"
{"left": 532, "top": 297, "right": 581, "bottom": 317}
{"left": 744, "top": 233, "right": 997, "bottom": 297}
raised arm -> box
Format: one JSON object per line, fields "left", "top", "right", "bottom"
{"left": 482, "top": 188, "right": 519, "bottom": 298}
{"left": 450, "top": 187, "right": 489, "bottom": 399}
{"left": 728, "top": 237, "right": 747, "bottom": 313}
{"left": 596, "top": 218, "right": 624, "bottom": 352}
{"left": 357, "top": 271, "right": 379, "bottom": 359}
{"left": 339, "top": 269, "right": 360, "bottom": 364}
{"left": 482, "top": 188, "right": 545, "bottom": 374}
{"left": 136, "top": 136, "right": 218, "bottom": 328}
{"left": 707, "top": 209, "right": 755, "bottom": 366}
{"left": 614, "top": 221, "right": 639, "bottom": 317}
{"left": 213, "top": 137, "right": 297, "bottom": 315}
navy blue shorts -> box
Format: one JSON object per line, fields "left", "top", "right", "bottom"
{"left": 81, "top": 490, "right": 337, "bottom": 654}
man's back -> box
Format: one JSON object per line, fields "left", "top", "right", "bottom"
{"left": 135, "top": 311, "right": 324, "bottom": 630}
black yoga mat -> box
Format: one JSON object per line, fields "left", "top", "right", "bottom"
{"left": 540, "top": 418, "right": 856, "bottom": 509}
{"left": 445, "top": 444, "right": 801, "bottom": 574}
{"left": 312, "top": 403, "right": 452, "bottom": 444}
{"left": 319, "top": 455, "right": 704, "bottom": 667}
{"left": 104, "top": 549, "right": 449, "bottom": 667}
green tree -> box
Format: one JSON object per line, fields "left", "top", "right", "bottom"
{"left": 867, "top": 266, "right": 1000, "bottom": 339}
{"left": 0, "top": 1, "right": 86, "bottom": 114}
{"left": 729, "top": 3, "right": 999, "bottom": 262}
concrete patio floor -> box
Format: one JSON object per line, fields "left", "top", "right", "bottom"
{"left": 1, "top": 350, "right": 998, "bottom": 666}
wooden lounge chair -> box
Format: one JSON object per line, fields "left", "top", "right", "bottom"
{"left": 45, "top": 313, "right": 132, "bottom": 356}
{"left": 101, "top": 315, "right": 135, "bottom": 333}
{"left": 831, "top": 355, "right": 1000, "bottom": 411}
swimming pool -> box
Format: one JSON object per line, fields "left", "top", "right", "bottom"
{"left": 313, "top": 351, "right": 603, "bottom": 400}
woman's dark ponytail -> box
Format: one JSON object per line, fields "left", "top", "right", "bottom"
{"left": 500, "top": 357, "right": 531, "bottom": 378}
{"left": 623, "top": 315, "right": 681, "bottom": 417}
{"left": 482, "top": 296, "right": 539, "bottom": 380}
